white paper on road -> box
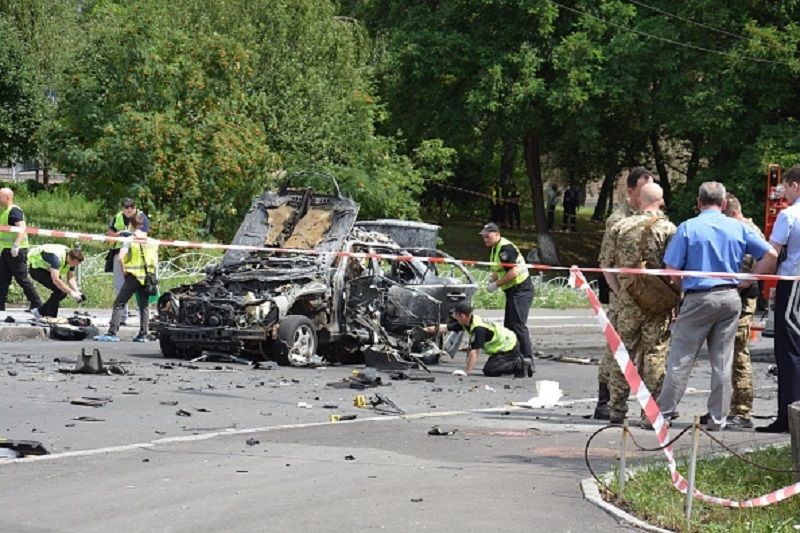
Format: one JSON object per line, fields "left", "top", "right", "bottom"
{"left": 511, "top": 380, "right": 563, "bottom": 408}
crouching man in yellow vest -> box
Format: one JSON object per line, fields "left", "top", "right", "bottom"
{"left": 424, "top": 302, "right": 533, "bottom": 378}
{"left": 29, "top": 244, "right": 85, "bottom": 319}
{"left": 95, "top": 213, "right": 157, "bottom": 343}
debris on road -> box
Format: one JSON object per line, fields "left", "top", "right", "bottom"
{"left": 7, "top": 370, "right": 17, "bottom": 376}
{"left": 344, "top": 455, "right": 356, "bottom": 461}
{"left": 70, "top": 396, "right": 111, "bottom": 407}
{"left": 72, "top": 416, "right": 105, "bottom": 422}
{"left": 175, "top": 409, "right": 192, "bottom": 417}
{"left": 329, "top": 414, "right": 357, "bottom": 422}
{"left": 410, "top": 498, "right": 424, "bottom": 503}
{"left": 246, "top": 437, "right": 260, "bottom": 446}
{"left": 353, "top": 393, "right": 404, "bottom": 414}
{"left": 159, "top": 400, "right": 179, "bottom": 406}
{"left": 0, "top": 439, "right": 48, "bottom": 456}
{"left": 557, "top": 356, "right": 594, "bottom": 365}
{"left": 511, "top": 380, "right": 563, "bottom": 409}
{"left": 297, "top": 402, "right": 313, "bottom": 409}
{"left": 428, "top": 426, "right": 457, "bottom": 436}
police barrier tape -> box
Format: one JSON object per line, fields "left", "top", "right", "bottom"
{"left": 569, "top": 266, "right": 800, "bottom": 507}
{"left": 3, "top": 223, "right": 800, "bottom": 283}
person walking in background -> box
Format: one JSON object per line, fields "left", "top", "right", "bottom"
{"left": 95, "top": 213, "right": 157, "bottom": 343}
{"left": 489, "top": 184, "right": 505, "bottom": 224}
{"left": 561, "top": 184, "right": 579, "bottom": 232}
{"left": 546, "top": 183, "right": 559, "bottom": 230}
{"left": 0, "top": 187, "right": 42, "bottom": 315}
{"left": 760, "top": 165, "right": 800, "bottom": 433}
{"left": 29, "top": 244, "right": 85, "bottom": 319}
{"left": 506, "top": 186, "right": 521, "bottom": 229}
{"left": 106, "top": 198, "right": 149, "bottom": 325}
{"left": 480, "top": 222, "right": 534, "bottom": 367}
{"left": 656, "top": 182, "right": 776, "bottom": 432}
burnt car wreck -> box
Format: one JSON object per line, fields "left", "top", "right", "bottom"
{"left": 154, "top": 175, "right": 476, "bottom": 366}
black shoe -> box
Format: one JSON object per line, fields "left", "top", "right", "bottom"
{"left": 726, "top": 416, "right": 753, "bottom": 430}
{"left": 593, "top": 403, "right": 610, "bottom": 420}
{"left": 755, "top": 421, "right": 789, "bottom": 434}
{"left": 525, "top": 360, "right": 534, "bottom": 377}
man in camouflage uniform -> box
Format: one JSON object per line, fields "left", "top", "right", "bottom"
{"left": 719, "top": 194, "right": 762, "bottom": 429}
{"left": 594, "top": 167, "right": 655, "bottom": 419}
{"left": 600, "top": 183, "right": 676, "bottom": 425}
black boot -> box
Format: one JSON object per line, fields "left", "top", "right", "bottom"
{"left": 593, "top": 383, "right": 610, "bottom": 420}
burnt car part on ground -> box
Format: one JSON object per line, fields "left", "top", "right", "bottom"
{"left": 153, "top": 173, "right": 476, "bottom": 367}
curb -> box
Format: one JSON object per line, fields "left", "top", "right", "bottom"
{"left": 0, "top": 325, "right": 48, "bottom": 342}
{"left": 580, "top": 477, "right": 672, "bottom": 533}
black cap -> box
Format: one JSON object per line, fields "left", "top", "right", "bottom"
{"left": 479, "top": 222, "right": 500, "bottom": 235}
{"left": 122, "top": 198, "right": 136, "bottom": 208}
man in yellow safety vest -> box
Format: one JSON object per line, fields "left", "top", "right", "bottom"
{"left": 29, "top": 244, "right": 85, "bottom": 319}
{"left": 106, "top": 198, "right": 150, "bottom": 325}
{"left": 0, "top": 187, "right": 42, "bottom": 315}
{"left": 95, "top": 213, "right": 157, "bottom": 342}
{"left": 425, "top": 302, "right": 532, "bottom": 377}
{"left": 480, "top": 222, "right": 535, "bottom": 369}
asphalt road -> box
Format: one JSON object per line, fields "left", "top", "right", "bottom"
{"left": 0, "top": 307, "right": 790, "bottom": 532}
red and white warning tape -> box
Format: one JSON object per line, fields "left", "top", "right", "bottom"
{"left": 569, "top": 266, "right": 799, "bottom": 507}
{"left": 5, "top": 223, "right": 800, "bottom": 283}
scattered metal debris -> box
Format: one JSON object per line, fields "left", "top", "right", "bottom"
{"left": 428, "top": 426, "right": 457, "bottom": 436}
{"left": 246, "top": 437, "right": 260, "bottom": 446}
{"left": 0, "top": 439, "right": 48, "bottom": 456}
{"left": 175, "top": 409, "right": 192, "bottom": 417}
{"left": 70, "top": 396, "right": 111, "bottom": 407}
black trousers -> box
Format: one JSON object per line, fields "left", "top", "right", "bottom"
{"left": 562, "top": 207, "right": 577, "bottom": 231}
{"left": 483, "top": 345, "right": 523, "bottom": 377}
{"left": 108, "top": 274, "right": 149, "bottom": 337}
{"left": 0, "top": 248, "right": 41, "bottom": 310}
{"left": 29, "top": 268, "right": 68, "bottom": 317}
{"left": 774, "top": 280, "right": 800, "bottom": 426}
{"left": 504, "top": 279, "right": 534, "bottom": 359}
{"left": 507, "top": 204, "right": 520, "bottom": 229}
{"left": 546, "top": 206, "right": 555, "bottom": 230}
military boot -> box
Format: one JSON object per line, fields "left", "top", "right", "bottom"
{"left": 593, "top": 382, "right": 610, "bottom": 420}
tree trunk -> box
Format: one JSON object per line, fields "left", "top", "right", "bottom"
{"left": 43, "top": 156, "right": 49, "bottom": 186}
{"left": 523, "top": 129, "right": 559, "bottom": 265}
{"left": 592, "top": 172, "right": 616, "bottom": 221}
{"left": 650, "top": 134, "right": 671, "bottom": 204}
{"left": 686, "top": 137, "right": 701, "bottom": 183}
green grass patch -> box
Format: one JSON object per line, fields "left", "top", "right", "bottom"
{"left": 469, "top": 268, "right": 590, "bottom": 309}
{"left": 612, "top": 445, "right": 800, "bottom": 532}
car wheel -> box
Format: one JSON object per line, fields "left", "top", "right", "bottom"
{"left": 274, "top": 315, "right": 318, "bottom": 366}
{"left": 159, "top": 334, "right": 178, "bottom": 359}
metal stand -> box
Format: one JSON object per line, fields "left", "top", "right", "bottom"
{"left": 685, "top": 415, "right": 701, "bottom": 532}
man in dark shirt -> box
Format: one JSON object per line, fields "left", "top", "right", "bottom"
{"left": 480, "top": 222, "right": 535, "bottom": 367}
{"left": 425, "top": 303, "right": 532, "bottom": 377}
{"left": 0, "top": 187, "right": 42, "bottom": 314}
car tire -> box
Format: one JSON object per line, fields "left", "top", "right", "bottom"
{"left": 274, "top": 315, "right": 318, "bottom": 366}
{"left": 159, "top": 334, "right": 178, "bottom": 359}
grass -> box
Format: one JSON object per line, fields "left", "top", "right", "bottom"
{"left": 469, "top": 267, "right": 590, "bottom": 309}
{"left": 611, "top": 446, "right": 800, "bottom": 532}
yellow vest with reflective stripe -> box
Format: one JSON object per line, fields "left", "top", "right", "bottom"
{"left": 29, "top": 244, "right": 70, "bottom": 277}
{"left": 123, "top": 241, "right": 158, "bottom": 285}
{"left": 111, "top": 211, "right": 141, "bottom": 249}
{"left": 468, "top": 314, "right": 517, "bottom": 355}
{"left": 489, "top": 237, "right": 528, "bottom": 289}
{"left": 0, "top": 204, "right": 29, "bottom": 250}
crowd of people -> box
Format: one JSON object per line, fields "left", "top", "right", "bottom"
{"left": 594, "top": 165, "right": 800, "bottom": 434}
{"left": 0, "top": 191, "right": 156, "bottom": 344}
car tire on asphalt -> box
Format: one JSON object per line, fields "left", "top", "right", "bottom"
{"left": 274, "top": 315, "right": 318, "bottom": 366}
{"left": 159, "top": 333, "right": 179, "bottom": 358}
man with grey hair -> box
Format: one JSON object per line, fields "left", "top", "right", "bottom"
{"left": 654, "top": 181, "right": 777, "bottom": 431}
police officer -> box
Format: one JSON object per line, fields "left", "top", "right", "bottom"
{"left": 480, "top": 222, "right": 534, "bottom": 367}
{"left": 29, "top": 244, "right": 85, "bottom": 319}
{"left": 594, "top": 167, "right": 654, "bottom": 419}
{"left": 720, "top": 194, "right": 762, "bottom": 430}
{"left": 601, "top": 183, "right": 676, "bottom": 426}
{"left": 106, "top": 198, "right": 149, "bottom": 324}
{"left": 95, "top": 213, "right": 157, "bottom": 343}
{"left": 424, "top": 302, "right": 532, "bottom": 377}
{"left": 0, "top": 187, "right": 42, "bottom": 314}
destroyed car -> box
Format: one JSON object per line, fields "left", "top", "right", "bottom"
{"left": 153, "top": 174, "right": 476, "bottom": 366}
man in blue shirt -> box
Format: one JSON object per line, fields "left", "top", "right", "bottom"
{"left": 656, "top": 182, "right": 776, "bottom": 431}
{"left": 761, "top": 165, "right": 800, "bottom": 433}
